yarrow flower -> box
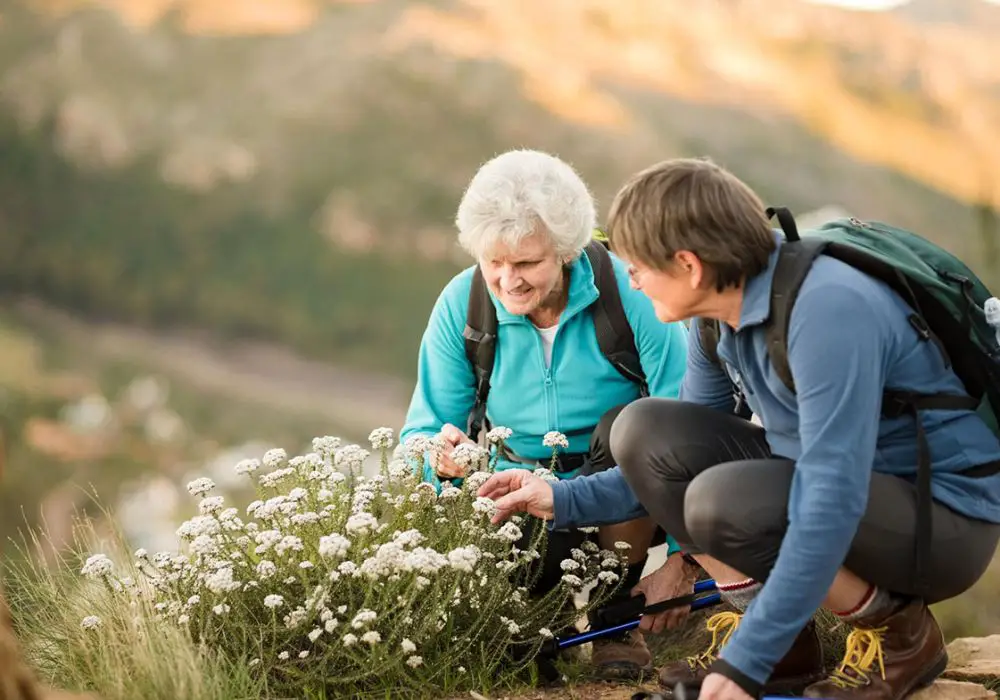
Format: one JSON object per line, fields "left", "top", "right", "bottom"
{"left": 262, "top": 448, "right": 287, "bottom": 469}
{"left": 368, "top": 427, "right": 394, "bottom": 450}
{"left": 318, "top": 533, "right": 351, "bottom": 559}
{"left": 335, "top": 445, "right": 370, "bottom": 469}
{"left": 597, "top": 570, "right": 620, "bottom": 585}
{"left": 81, "top": 554, "right": 113, "bottom": 579}
{"left": 345, "top": 512, "right": 378, "bottom": 535}
{"left": 186, "top": 477, "right": 215, "bottom": 496}
{"left": 542, "top": 431, "right": 569, "bottom": 449}
{"left": 80, "top": 615, "right": 101, "bottom": 630}
{"left": 198, "top": 496, "right": 225, "bottom": 514}
{"left": 561, "top": 574, "right": 584, "bottom": 588}
{"left": 78, "top": 428, "right": 623, "bottom": 698}
{"left": 486, "top": 426, "right": 512, "bottom": 444}
{"left": 312, "top": 436, "right": 341, "bottom": 459}
{"left": 234, "top": 458, "right": 260, "bottom": 475}
{"left": 451, "top": 443, "right": 486, "bottom": 469}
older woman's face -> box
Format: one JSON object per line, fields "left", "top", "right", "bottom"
{"left": 479, "top": 233, "right": 566, "bottom": 318}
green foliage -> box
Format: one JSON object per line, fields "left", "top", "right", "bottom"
{"left": 0, "top": 113, "right": 459, "bottom": 378}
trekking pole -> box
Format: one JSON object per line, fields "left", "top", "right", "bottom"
{"left": 541, "top": 578, "right": 721, "bottom": 655}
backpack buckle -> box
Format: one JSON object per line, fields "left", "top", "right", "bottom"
{"left": 882, "top": 391, "right": 915, "bottom": 419}
{"left": 908, "top": 314, "right": 931, "bottom": 341}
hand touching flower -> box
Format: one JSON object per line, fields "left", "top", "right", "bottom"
{"left": 431, "top": 423, "right": 475, "bottom": 478}
{"left": 477, "top": 470, "right": 554, "bottom": 524}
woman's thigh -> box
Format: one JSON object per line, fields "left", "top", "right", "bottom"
{"left": 684, "top": 459, "right": 1000, "bottom": 602}
{"left": 608, "top": 398, "right": 770, "bottom": 548}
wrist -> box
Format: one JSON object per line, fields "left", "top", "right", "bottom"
{"left": 669, "top": 551, "right": 701, "bottom": 581}
{"left": 709, "top": 658, "right": 763, "bottom": 699}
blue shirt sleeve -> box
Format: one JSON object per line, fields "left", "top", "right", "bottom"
{"left": 679, "top": 319, "right": 736, "bottom": 412}
{"left": 398, "top": 274, "right": 477, "bottom": 485}
{"left": 718, "top": 283, "right": 888, "bottom": 684}
{"left": 551, "top": 467, "right": 682, "bottom": 556}
{"left": 551, "top": 466, "right": 648, "bottom": 528}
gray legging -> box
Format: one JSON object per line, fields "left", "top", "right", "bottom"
{"left": 608, "top": 398, "right": 1000, "bottom": 603}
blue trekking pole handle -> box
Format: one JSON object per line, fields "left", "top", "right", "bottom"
{"left": 550, "top": 578, "right": 721, "bottom": 652}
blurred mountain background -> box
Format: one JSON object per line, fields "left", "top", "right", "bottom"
{"left": 1, "top": 0, "right": 999, "bottom": 635}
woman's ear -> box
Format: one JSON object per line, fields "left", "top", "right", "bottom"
{"left": 673, "top": 250, "right": 704, "bottom": 290}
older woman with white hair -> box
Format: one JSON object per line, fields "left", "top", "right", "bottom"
{"left": 400, "top": 149, "right": 694, "bottom": 680}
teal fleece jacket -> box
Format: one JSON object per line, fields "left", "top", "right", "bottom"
{"left": 399, "top": 248, "right": 689, "bottom": 552}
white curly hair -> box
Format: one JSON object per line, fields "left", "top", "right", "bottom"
{"left": 455, "top": 149, "right": 597, "bottom": 261}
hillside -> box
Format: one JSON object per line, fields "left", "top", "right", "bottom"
{"left": 0, "top": 0, "right": 998, "bottom": 378}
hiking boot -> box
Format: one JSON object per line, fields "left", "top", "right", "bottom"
{"left": 591, "top": 629, "right": 654, "bottom": 681}
{"left": 657, "top": 611, "right": 742, "bottom": 690}
{"left": 803, "top": 599, "right": 948, "bottom": 700}
{"left": 658, "top": 612, "right": 824, "bottom": 694}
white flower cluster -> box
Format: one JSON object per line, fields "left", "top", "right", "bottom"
{"left": 542, "top": 431, "right": 569, "bottom": 450}
{"left": 78, "top": 425, "right": 627, "bottom": 697}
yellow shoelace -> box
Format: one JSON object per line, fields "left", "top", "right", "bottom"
{"left": 686, "top": 611, "right": 743, "bottom": 670}
{"left": 827, "top": 627, "right": 888, "bottom": 689}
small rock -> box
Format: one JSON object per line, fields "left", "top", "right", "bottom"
{"left": 945, "top": 634, "right": 1000, "bottom": 681}
{"left": 911, "top": 679, "right": 995, "bottom": 700}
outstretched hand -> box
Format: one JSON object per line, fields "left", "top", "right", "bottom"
{"left": 477, "top": 470, "right": 555, "bottom": 524}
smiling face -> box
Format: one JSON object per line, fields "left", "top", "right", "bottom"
{"left": 625, "top": 251, "right": 711, "bottom": 324}
{"left": 479, "top": 232, "right": 567, "bottom": 318}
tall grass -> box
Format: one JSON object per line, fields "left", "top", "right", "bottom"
{"left": 4, "top": 522, "right": 263, "bottom": 700}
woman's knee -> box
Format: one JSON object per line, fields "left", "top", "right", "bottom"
{"left": 683, "top": 467, "right": 738, "bottom": 554}
{"left": 586, "top": 403, "right": 629, "bottom": 472}
{"left": 683, "top": 460, "right": 793, "bottom": 559}
{"left": 608, "top": 398, "right": 688, "bottom": 477}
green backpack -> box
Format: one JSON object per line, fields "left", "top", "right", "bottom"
{"left": 698, "top": 206, "right": 1000, "bottom": 595}
{"left": 463, "top": 232, "right": 649, "bottom": 444}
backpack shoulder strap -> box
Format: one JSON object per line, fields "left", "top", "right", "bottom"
{"left": 763, "top": 236, "right": 828, "bottom": 394}
{"left": 463, "top": 266, "right": 498, "bottom": 442}
{"left": 584, "top": 240, "right": 649, "bottom": 396}
{"left": 696, "top": 317, "right": 722, "bottom": 366}
{"left": 761, "top": 207, "right": 828, "bottom": 393}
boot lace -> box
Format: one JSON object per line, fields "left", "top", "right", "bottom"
{"left": 685, "top": 611, "right": 742, "bottom": 671}
{"left": 828, "top": 627, "right": 888, "bottom": 689}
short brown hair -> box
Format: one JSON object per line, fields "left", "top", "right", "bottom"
{"left": 606, "top": 157, "right": 776, "bottom": 291}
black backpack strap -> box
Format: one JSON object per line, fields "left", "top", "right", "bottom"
{"left": 463, "top": 266, "right": 498, "bottom": 442}
{"left": 766, "top": 205, "right": 800, "bottom": 242}
{"left": 763, "top": 236, "right": 828, "bottom": 394}
{"left": 882, "top": 389, "right": 981, "bottom": 597}
{"left": 696, "top": 317, "right": 721, "bottom": 366}
{"left": 584, "top": 240, "right": 649, "bottom": 397}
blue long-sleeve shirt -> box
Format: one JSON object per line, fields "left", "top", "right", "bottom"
{"left": 551, "top": 234, "right": 1000, "bottom": 685}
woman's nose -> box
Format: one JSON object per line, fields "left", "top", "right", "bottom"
{"left": 499, "top": 268, "right": 520, "bottom": 287}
